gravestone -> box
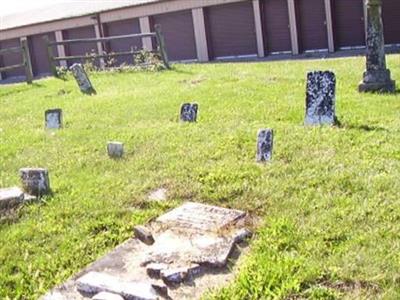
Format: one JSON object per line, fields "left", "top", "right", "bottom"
{"left": 305, "top": 71, "right": 336, "bottom": 126}
{"left": 256, "top": 129, "right": 273, "bottom": 162}
{"left": 180, "top": 103, "right": 198, "bottom": 122}
{"left": 107, "top": 142, "right": 124, "bottom": 158}
{"left": 19, "top": 168, "right": 50, "bottom": 197}
{"left": 45, "top": 109, "right": 63, "bottom": 129}
{"left": 156, "top": 202, "right": 245, "bottom": 233}
{"left": 69, "top": 63, "right": 96, "bottom": 95}
{"left": 0, "top": 187, "right": 25, "bottom": 210}
{"left": 359, "top": 0, "right": 395, "bottom": 93}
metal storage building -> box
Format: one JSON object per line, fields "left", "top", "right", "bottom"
{"left": 0, "top": 0, "right": 399, "bottom": 82}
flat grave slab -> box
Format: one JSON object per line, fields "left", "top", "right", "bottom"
{"left": 42, "top": 202, "right": 250, "bottom": 300}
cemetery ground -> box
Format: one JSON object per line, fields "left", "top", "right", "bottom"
{"left": 0, "top": 54, "right": 399, "bottom": 300}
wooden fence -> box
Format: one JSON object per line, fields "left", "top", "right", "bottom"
{"left": 44, "top": 24, "right": 170, "bottom": 76}
{"left": 0, "top": 38, "right": 33, "bottom": 84}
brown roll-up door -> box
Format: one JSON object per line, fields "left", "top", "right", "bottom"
{"left": 0, "top": 38, "right": 25, "bottom": 79}
{"left": 63, "top": 25, "right": 97, "bottom": 66}
{"left": 205, "top": 1, "right": 257, "bottom": 59}
{"left": 151, "top": 10, "right": 197, "bottom": 61}
{"left": 29, "top": 32, "right": 57, "bottom": 76}
{"left": 261, "top": 0, "right": 292, "bottom": 54}
{"left": 332, "top": 0, "right": 365, "bottom": 49}
{"left": 382, "top": 0, "right": 400, "bottom": 45}
{"left": 104, "top": 19, "right": 142, "bottom": 65}
{"left": 296, "top": 0, "right": 329, "bottom": 51}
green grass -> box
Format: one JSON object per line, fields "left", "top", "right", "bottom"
{"left": 0, "top": 55, "right": 399, "bottom": 300}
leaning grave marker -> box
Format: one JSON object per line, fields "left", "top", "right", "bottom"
{"left": 305, "top": 71, "right": 336, "bottom": 126}
{"left": 70, "top": 63, "right": 96, "bottom": 95}
{"left": 43, "top": 202, "right": 251, "bottom": 300}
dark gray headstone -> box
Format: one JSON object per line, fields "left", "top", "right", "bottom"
{"left": 305, "top": 71, "right": 336, "bottom": 126}
{"left": 69, "top": 63, "right": 96, "bottom": 95}
{"left": 107, "top": 142, "right": 124, "bottom": 158}
{"left": 180, "top": 103, "right": 198, "bottom": 122}
{"left": 45, "top": 109, "right": 63, "bottom": 129}
{"left": 359, "top": 0, "right": 395, "bottom": 93}
{"left": 19, "top": 168, "right": 50, "bottom": 197}
{"left": 256, "top": 129, "right": 273, "bottom": 162}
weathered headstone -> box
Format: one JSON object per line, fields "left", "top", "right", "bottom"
{"left": 180, "top": 103, "right": 198, "bottom": 122}
{"left": 69, "top": 63, "right": 96, "bottom": 95}
{"left": 256, "top": 129, "right": 273, "bottom": 162}
{"left": 19, "top": 168, "right": 50, "bottom": 197}
{"left": 45, "top": 109, "right": 63, "bottom": 129}
{"left": 0, "top": 187, "right": 25, "bottom": 210}
{"left": 359, "top": 0, "right": 396, "bottom": 93}
{"left": 305, "top": 71, "right": 336, "bottom": 126}
{"left": 107, "top": 142, "right": 124, "bottom": 158}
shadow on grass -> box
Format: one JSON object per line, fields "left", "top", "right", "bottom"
{"left": 339, "top": 123, "right": 388, "bottom": 132}
{"left": 0, "top": 82, "right": 45, "bottom": 98}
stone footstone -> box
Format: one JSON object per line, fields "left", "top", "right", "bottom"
{"left": 305, "top": 71, "right": 336, "bottom": 126}
{"left": 0, "top": 187, "right": 25, "bottom": 210}
{"left": 148, "top": 188, "right": 167, "bottom": 201}
{"left": 45, "top": 109, "right": 63, "bottom": 129}
{"left": 256, "top": 129, "right": 273, "bottom": 162}
{"left": 19, "top": 168, "right": 50, "bottom": 197}
{"left": 180, "top": 103, "right": 198, "bottom": 122}
{"left": 76, "top": 272, "right": 159, "bottom": 300}
{"left": 107, "top": 142, "right": 124, "bottom": 158}
{"left": 69, "top": 63, "right": 96, "bottom": 95}
{"left": 92, "top": 292, "right": 124, "bottom": 300}
{"left": 359, "top": 0, "right": 395, "bottom": 93}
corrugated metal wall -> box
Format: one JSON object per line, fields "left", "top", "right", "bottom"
{"left": 296, "top": 0, "right": 328, "bottom": 51}
{"left": 261, "top": 0, "right": 292, "bottom": 54}
{"left": 0, "top": 38, "right": 25, "bottom": 78}
{"left": 382, "top": 0, "right": 400, "bottom": 45}
{"left": 205, "top": 1, "right": 257, "bottom": 59}
{"left": 104, "top": 18, "right": 142, "bottom": 65}
{"left": 332, "top": 0, "right": 365, "bottom": 49}
{"left": 151, "top": 10, "right": 197, "bottom": 61}
{"left": 63, "top": 25, "right": 97, "bottom": 66}
{"left": 28, "top": 32, "right": 57, "bottom": 76}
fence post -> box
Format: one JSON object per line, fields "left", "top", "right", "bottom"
{"left": 20, "top": 38, "right": 33, "bottom": 84}
{"left": 154, "top": 24, "right": 170, "bottom": 69}
{"left": 43, "top": 35, "right": 58, "bottom": 77}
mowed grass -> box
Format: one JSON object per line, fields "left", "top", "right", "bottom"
{"left": 0, "top": 55, "right": 399, "bottom": 300}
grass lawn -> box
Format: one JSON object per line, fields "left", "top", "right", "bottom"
{"left": 0, "top": 55, "right": 399, "bottom": 299}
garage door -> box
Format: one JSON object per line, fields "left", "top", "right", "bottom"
{"left": 382, "top": 0, "right": 400, "bottom": 45}
{"left": 205, "top": 1, "right": 257, "bottom": 59}
{"left": 0, "top": 38, "right": 25, "bottom": 79}
{"left": 261, "top": 0, "right": 292, "bottom": 54}
{"left": 29, "top": 32, "right": 57, "bottom": 76}
{"left": 151, "top": 10, "right": 197, "bottom": 61}
{"left": 332, "top": 0, "right": 365, "bottom": 49}
{"left": 296, "top": 0, "right": 328, "bottom": 51}
{"left": 63, "top": 25, "right": 97, "bottom": 66}
{"left": 104, "top": 19, "right": 142, "bottom": 65}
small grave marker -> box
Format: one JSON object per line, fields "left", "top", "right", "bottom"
{"left": 180, "top": 103, "right": 198, "bottom": 122}
{"left": 19, "top": 168, "right": 50, "bottom": 197}
{"left": 107, "top": 142, "right": 124, "bottom": 158}
{"left": 45, "top": 109, "right": 63, "bottom": 129}
{"left": 69, "top": 63, "right": 96, "bottom": 95}
{"left": 256, "top": 129, "right": 273, "bottom": 162}
{"left": 305, "top": 71, "right": 336, "bottom": 126}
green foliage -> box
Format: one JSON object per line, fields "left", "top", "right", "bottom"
{"left": 0, "top": 55, "right": 399, "bottom": 299}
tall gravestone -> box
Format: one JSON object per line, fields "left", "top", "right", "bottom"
{"left": 359, "top": 0, "right": 395, "bottom": 93}
{"left": 256, "top": 129, "right": 273, "bottom": 162}
{"left": 305, "top": 71, "right": 336, "bottom": 126}
{"left": 45, "top": 109, "right": 63, "bottom": 129}
{"left": 180, "top": 103, "right": 198, "bottom": 122}
{"left": 70, "top": 63, "right": 96, "bottom": 95}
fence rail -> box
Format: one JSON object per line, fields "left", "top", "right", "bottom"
{"left": 0, "top": 38, "right": 33, "bottom": 84}
{"left": 44, "top": 24, "right": 170, "bottom": 76}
